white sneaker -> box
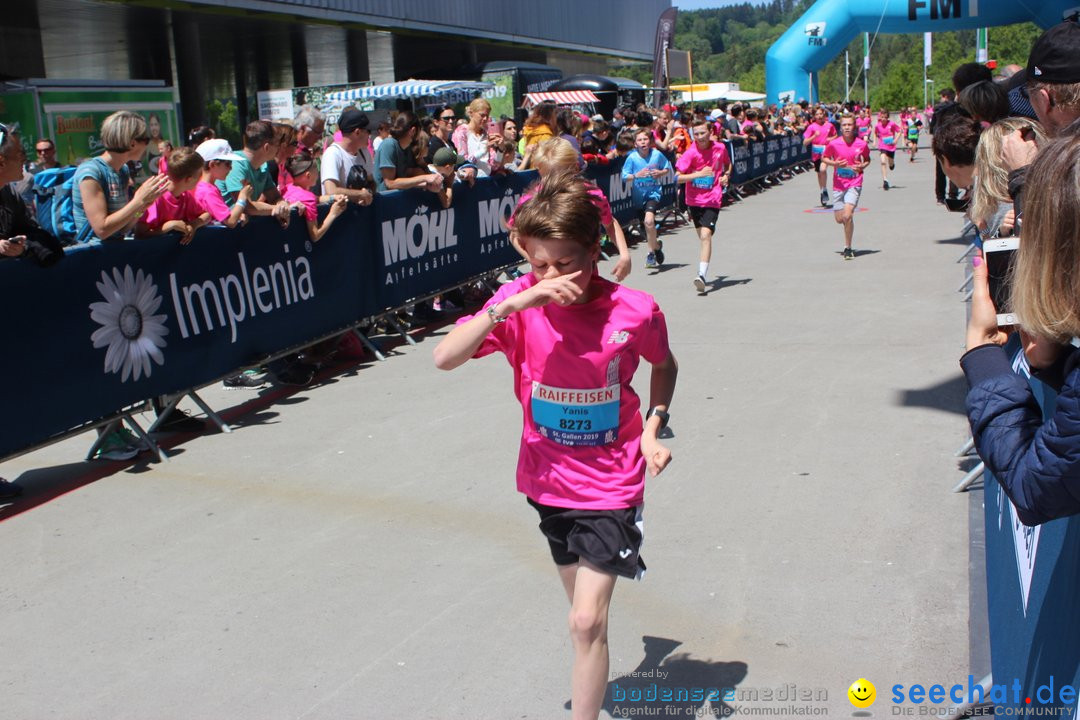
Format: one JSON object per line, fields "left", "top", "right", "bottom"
{"left": 693, "top": 275, "right": 707, "bottom": 293}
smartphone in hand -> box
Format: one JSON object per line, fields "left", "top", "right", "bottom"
{"left": 984, "top": 237, "right": 1019, "bottom": 326}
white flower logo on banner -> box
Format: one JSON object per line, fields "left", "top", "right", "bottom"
{"left": 89, "top": 266, "right": 169, "bottom": 382}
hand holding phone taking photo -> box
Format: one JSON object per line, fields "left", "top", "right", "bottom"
{"left": 983, "top": 238, "right": 1020, "bottom": 326}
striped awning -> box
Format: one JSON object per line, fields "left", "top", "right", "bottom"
{"left": 326, "top": 80, "right": 493, "bottom": 102}
{"left": 522, "top": 90, "right": 601, "bottom": 108}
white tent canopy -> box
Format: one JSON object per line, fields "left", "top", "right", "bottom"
{"left": 670, "top": 83, "right": 766, "bottom": 105}
{"left": 326, "top": 80, "right": 493, "bottom": 102}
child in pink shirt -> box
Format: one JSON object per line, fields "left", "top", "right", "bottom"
{"left": 513, "top": 137, "right": 631, "bottom": 282}
{"left": 802, "top": 107, "right": 838, "bottom": 207}
{"left": 822, "top": 114, "right": 871, "bottom": 260}
{"left": 135, "top": 147, "right": 210, "bottom": 245}
{"left": 282, "top": 152, "right": 347, "bottom": 243}
{"left": 675, "top": 120, "right": 732, "bottom": 293}
{"left": 873, "top": 109, "right": 902, "bottom": 189}
{"left": 193, "top": 139, "right": 250, "bottom": 229}
{"left": 433, "top": 169, "right": 677, "bottom": 720}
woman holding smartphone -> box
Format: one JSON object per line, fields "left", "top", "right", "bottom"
{"left": 452, "top": 97, "right": 501, "bottom": 177}
{"left": 963, "top": 132, "right": 1080, "bottom": 527}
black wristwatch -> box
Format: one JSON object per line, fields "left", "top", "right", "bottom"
{"left": 646, "top": 407, "right": 670, "bottom": 429}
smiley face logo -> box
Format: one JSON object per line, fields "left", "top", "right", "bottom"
{"left": 848, "top": 678, "right": 876, "bottom": 708}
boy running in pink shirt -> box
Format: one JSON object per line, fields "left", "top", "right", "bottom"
{"left": 135, "top": 147, "right": 210, "bottom": 245}
{"left": 434, "top": 168, "right": 678, "bottom": 720}
{"left": 822, "top": 114, "right": 871, "bottom": 260}
{"left": 675, "top": 119, "right": 731, "bottom": 294}
{"left": 873, "top": 109, "right": 902, "bottom": 190}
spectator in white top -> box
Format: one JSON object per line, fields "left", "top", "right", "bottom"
{"left": 452, "top": 98, "right": 501, "bottom": 177}
{"left": 321, "top": 107, "right": 374, "bottom": 206}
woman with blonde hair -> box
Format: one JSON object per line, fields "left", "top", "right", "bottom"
{"left": 963, "top": 132, "right": 1080, "bottom": 526}
{"left": 72, "top": 110, "right": 169, "bottom": 244}
{"left": 969, "top": 118, "right": 1047, "bottom": 239}
{"left": 514, "top": 138, "right": 632, "bottom": 281}
{"left": 451, "top": 97, "right": 501, "bottom": 177}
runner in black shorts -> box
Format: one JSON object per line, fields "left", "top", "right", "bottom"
{"left": 676, "top": 119, "right": 731, "bottom": 294}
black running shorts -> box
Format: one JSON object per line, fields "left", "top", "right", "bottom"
{"left": 637, "top": 198, "right": 661, "bottom": 220}
{"left": 528, "top": 498, "right": 645, "bottom": 579}
{"left": 689, "top": 205, "right": 719, "bottom": 232}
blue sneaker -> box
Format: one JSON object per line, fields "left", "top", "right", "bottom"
{"left": 645, "top": 252, "right": 658, "bottom": 269}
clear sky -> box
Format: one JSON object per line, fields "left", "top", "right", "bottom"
{"left": 672, "top": 0, "right": 770, "bottom": 9}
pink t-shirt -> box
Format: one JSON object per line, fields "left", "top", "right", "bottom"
{"left": 875, "top": 121, "right": 901, "bottom": 150}
{"left": 461, "top": 273, "right": 671, "bottom": 509}
{"left": 283, "top": 183, "right": 318, "bottom": 222}
{"left": 856, "top": 117, "right": 872, "bottom": 138}
{"left": 194, "top": 180, "right": 231, "bottom": 223}
{"left": 675, "top": 140, "right": 729, "bottom": 208}
{"left": 515, "top": 180, "right": 613, "bottom": 228}
{"left": 803, "top": 122, "right": 837, "bottom": 158}
{"left": 141, "top": 190, "right": 205, "bottom": 231}
{"left": 823, "top": 136, "right": 870, "bottom": 191}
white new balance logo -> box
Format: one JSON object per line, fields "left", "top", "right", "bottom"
{"left": 608, "top": 331, "right": 629, "bottom": 344}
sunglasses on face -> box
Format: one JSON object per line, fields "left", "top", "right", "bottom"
{"left": 440, "top": 115, "right": 456, "bottom": 121}
{"left": 36, "top": 146, "right": 53, "bottom": 153}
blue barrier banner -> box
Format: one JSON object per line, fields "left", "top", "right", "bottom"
{"left": 373, "top": 171, "right": 536, "bottom": 309}
{"left": 0, "top": 213, "right": 365, "bottom": 458}
{"left": 1, "top": 153, "right": 806, "bottom": 461}
{"left": 727, "top": 134, "right": 810, "bottom": 186}
{"left": 584, "top": 156, "right": 677, "bottom": 226}
{"left": 983, "top": 337, "right": 1080, "bottom": 713}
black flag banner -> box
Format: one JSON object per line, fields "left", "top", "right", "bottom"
{"left": 652, "top": 7, "right": 678, "bottom": 95}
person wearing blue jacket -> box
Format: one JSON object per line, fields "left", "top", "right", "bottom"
{"left": 621, "top": 128, "right": 672, "bottom": 269}
{"left": 962, "top": 133, "right": 1080, "bottom": 527}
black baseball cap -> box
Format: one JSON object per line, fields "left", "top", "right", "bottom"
{"left": 1027, "top": 21, "right": 1080, "bottom": 85}
{"left": 338, "top": 107, "right": 370, "bottom": 133}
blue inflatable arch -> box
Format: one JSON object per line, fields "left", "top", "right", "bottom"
{"left": 765, "top": 0, "right": 1079, "bottom": 105}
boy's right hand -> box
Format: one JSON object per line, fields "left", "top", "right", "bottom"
{"left": 505, "top": 271, "right": 584, "bottom": 313}
{"left": 238, "top": 184, "right": 254, "bottom": 201}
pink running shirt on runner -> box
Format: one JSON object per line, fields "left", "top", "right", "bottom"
{"left": 460, "top": 273, "right": 671, "bottom": 510}
{"left": 823, "top": 136, "right": 870, "bottom": 191}
{"left": 803, "top": 122, "right": 837, "bottom": 159}
{"left": 856, "top": 117, "right": 872, "bottom": 138}
{"left": 675, "top": 141, "right": 729, "bottom": 208}
{"left": 875, "top": 121, "right": 901, "bottom": 151}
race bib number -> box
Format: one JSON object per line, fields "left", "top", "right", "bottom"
{"left": 882, "top": 137, "right": 895, "bottom": 146}
{"left": 836, "top": 167, "right": 857, "bottom": 179}
{"left": 691, "top": 175, "right": 714, "bottom": 189}
{"left": 812, "top": 144, "right": 826, "bottom": 156}
{"left": 531, "top": 381, "right": 620, "bottom": 447}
